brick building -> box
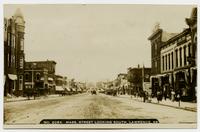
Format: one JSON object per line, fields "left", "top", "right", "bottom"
{"left": 24, "top": 60, "right": 56, "bottom": 95}
{"left": 149, "top": 7, "right": 197, "bottom": 101}
{"left": 4, "top": 9, "right": 25, "bottom": 96}
{"left": 127, "top": 65, "right": 151, "bottom": 96}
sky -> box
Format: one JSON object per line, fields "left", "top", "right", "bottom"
{"left": 4, "top": 4, "right": 195, "bottom": 82}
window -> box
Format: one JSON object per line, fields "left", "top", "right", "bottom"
{"left": 155, "top": 43, "right": 157, "bottom": 51}
{"left": 25, "top": 73, "right": 29, "bottom": 81}
{"left": 20, "top": 39, "right": 24, "bottom": 50}
{"left": 8, "top": 33, "right": 10, "bottom": 46}
{"left": 12, "top": 35, "right": 15, "bottom": 48}
{"left": 155, "top": 61, "right": 157, "bottom": 68}
{"left": 184, "top": 46, "right": 187, "bottom": 66}
{"left": 162, "top": 56, "right": 164, "bottom": 71}
{"left": 171, "top": 52, "right": 174, "bottom": 69}
{"left": 168, "top": 54, "right": 170, "bottom": 70}
{"left": 36, "top": 73, "right": 40, "bottom": 81}
{"left": 19, "top": 75, "right": 23, "bottom": 90}
{"left": 188, "top": 44, "right": 191, "bottom": 57}
{"left": 179, "top": 48, "right": 182, "bottom": 67}
{"left": 12, "top": 55, "right": 15, "bottom": 67}
{"left": 10, "top": 54, "right": 13, "bottom": 67}
{"left": 175, "top": 50, "right": 178, "bottom": 67}
{"left": 20, "top": 57, "right": 24, "bottom": 69}
{"left": 8, "top": 53, "right": 10, "bottom": 67}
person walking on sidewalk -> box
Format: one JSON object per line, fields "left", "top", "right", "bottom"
{"left": 157, "top": 91, "right": 162, "bottom": 103}
{"left": 142, "top": 91, "right": 146, "bottom": 102}
{"left": 171, "top": 90, "right": 175, "bottom": 102}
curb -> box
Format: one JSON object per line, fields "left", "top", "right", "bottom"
{"left": 117, "top": 95, "right": 197, "bottom": 112}
{"left": 149, "top": 101, "right": 197, "bottom": 112}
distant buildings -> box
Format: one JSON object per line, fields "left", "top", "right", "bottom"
{"left": 4, "top": 9, "right": 25, "bottom": 96}
{"left": 148, "top": 7, "right": 197, "bottom": 101}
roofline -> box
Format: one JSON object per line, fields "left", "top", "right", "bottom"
{"left": 148, "top": 29, "right": 162, "bottom": 40}
{"left": 161, "top": 28, "right": 190, "bottom": 48}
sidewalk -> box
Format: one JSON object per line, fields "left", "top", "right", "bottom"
{"left": 118, "top": 94, "right": 197, "bottom": 112}
{"left": 4, "top": 94, "right": 61, "bottom": 103}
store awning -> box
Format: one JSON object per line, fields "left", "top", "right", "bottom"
{"left": 66, "top": 87, "right": 71, "bottom": 91}
{"left": 72, "top": 88, "right": 76, "bottom": 91}
{"left": 48, "top": 77, "right": 53, "bottom": 81}
{"left": 8, "top": 74, "right": 17, "bottom": 80}
{"left": 55, "top": 86, "right": 64, "bottom": 91}
{"left": 191, "top": 67, "right": 197, "bottom": 70}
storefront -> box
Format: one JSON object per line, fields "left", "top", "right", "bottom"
{"left": 5, "top": 74, "right": 17, "bottom": 96}
{"left": 173, "top": 69, "right": 194, "bottom": 101}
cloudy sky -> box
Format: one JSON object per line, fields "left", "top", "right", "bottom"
{"left": 4, "top": 4, "right": 195, "bottom": 82}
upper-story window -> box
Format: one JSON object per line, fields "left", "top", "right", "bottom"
{"left": 175, "top": 49, "right": 178, "bottom": 67}
{"left": 188, "top": 43, "right": 191, "bottom": 57}
{"left": 12, "top": 35, "right": 15, "bottom": 48}
{"left": 7, "top": 33, "right": 10, "bottom": 46}
{"left": 36, "top": 73, "right": 40, "bottom": 81}
{"left": 8, "top": 53, "right": 10, "bottom": 67}
{"left": 183, "top": 46, "right": 187, "bottom": 66}
{"left": 20, "top": 39, "right": 24, "bottom": 50}
{"left": 19, "top": 57, "right": 24, "bottom": 69}
{"left": 162, "top": 56, "right": 164, "bottom": 71}
{"left": 179, "top": 47, "right": 182, "bottom": 67}
{"left": 155, "top": 61, "right": 157, "bottom": 68}
{"left": 25, "top": 73, "right": 29, "bottom": 81}
{"left": 155, "top": 42, "right": 157, "bottom": 56}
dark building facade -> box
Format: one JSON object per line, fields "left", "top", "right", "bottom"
{"left": 127, "top": 65, "right": 151, "bottom": 96}
{"left": 4, "top": 9, "right": 25, "bottom": 96}
{"left": 24, "top": 60, "right": 56, "bottom": 95}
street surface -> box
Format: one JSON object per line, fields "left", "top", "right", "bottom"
{"left": 4, "top": 93, "right": 196, "bottom": 124}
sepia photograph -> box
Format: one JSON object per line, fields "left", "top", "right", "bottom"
{"left": 2, "top": 3, "right": 198, "bottom": 129}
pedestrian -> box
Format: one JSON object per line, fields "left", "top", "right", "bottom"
{"left": 171, "top": 90, "right": 175, "bottom": 102}
{"left": 143, "top": 91, "right": 146, "bottom": 102}
{"left": 157, "top": 91, "right": 162, "bottom": 103}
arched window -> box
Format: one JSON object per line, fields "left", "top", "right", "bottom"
{"left": 36, "top": 73, "right": 40, "bottom": 81}
{"left": 25, "top": 73, "right": 29, "bottom": 81}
